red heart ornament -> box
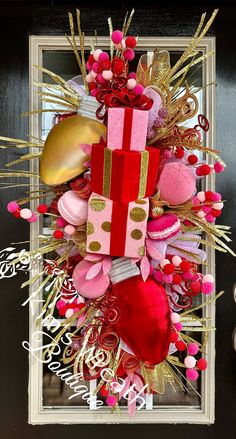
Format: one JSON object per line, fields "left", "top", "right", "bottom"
{"left": 112, "top": 275, "right": 171, "bottom": 365}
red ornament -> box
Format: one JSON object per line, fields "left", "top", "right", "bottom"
{"left": 197, "top": 358, "right": 208, "bottom": 370}
{"left": 197, "top": 164, "right": 211, "bottom": 176}
{"left": 53, "top": 229, "right": 64, "bottom": 239}
{"left": 188, "top": 154, "right": 198, "bottom": 165}
{"left": 112, "top": 276, "right": 171, "bottom": 365}
{"left": 37, "top": 204, "right": 48, "bottom": 214}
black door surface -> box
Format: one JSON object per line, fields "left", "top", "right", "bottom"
{"left": 0, "top": 1, "right": 235, "bottom": 438}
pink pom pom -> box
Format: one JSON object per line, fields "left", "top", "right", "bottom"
{"left": 201, "top": 281, "right": 214, "bottom": 295}
{"left": 197, "top": 191, "right": 205, "bottom": 202}
{"left": 211, "top": 192, "right": 221, "bottom": 202}
{"left": 172, "top": 256, "right": 182, "bottom": 267}
{"left": 93, "top": 49, "right": 102, "bottom": 61}
{"left": 7, "top": 201, "right": 19, "bottom": 213}
{"left": 174, "top": 322, "right": 182, "bottom": 331}
{"left": 102, "top": 70, "right": 113, "bottom": 81}
{"left": 214, "top": 161, "right": 225, "bottom": 173}
{"left": 205, "top": 213, "right": 215, "bottom": 223}
{"left": 128, "top": 72, "right": 136, "bottom": 79}
{"left": 111, "top": 30, "right": 123, "bottom": 44}
{"left": 92, "top": 62, "right": 99, "bottom": 73}
{"left": 203, "top": 274, "right": 214, "bottom": 283}
{"left": 188, "top": 343, "right": 199, "bottom": 355}
{"left": 154, "top": 270, "right": 163, "bottom": 283}
{"left": 127, "top": 78, "right": 137, "bottom": 90}
{"left": 86, "top": 62, "right": 92, "bottom": 71}
{"left": 106, "top": 395, "right": 117, "bottom": 407}
{"left": 171, "top": 312, "right": 181, "bottom": 324}
{"left": 27, "top": 212, "right": 37, "bottom": 223}
{"left": 64, "top": 225, "right": 76, "bottom": 236}
{"left": 97, "top": 73, "right": 107, "bottom": 85}
{"left": 56, "top": 217, "right": 67, "bottom": 228}
{"left": 123, "top": 48, "right": 135, "bottom": 61}
{"left": 133, "top": 84, "right": 144, "bottom": 95}
{"left": 186, "top": 368, "right": 199, "bottom": 381}
{"left": 184, "top": 355, "right": 196, "bottom": 368}
{"left": 162, "top": 274, "right": 173, "bottom": 283}
{"left": 183, "top": 271, "right": 194, "bottom": 280}
{"left": 98, "top": 51, "right": 109, "bottom": 62}
{"left": 20, "top": 208, "right": 33, "bottom": 220}
{"left": 91, "top": 88, "right": 98, "bottom": 97}
{"left": 202, "top": 205, "right": 211, "bottom": 214}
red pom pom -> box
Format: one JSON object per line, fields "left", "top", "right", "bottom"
{"left": 175, "top": 147, "right": 184, "bottom": 159}
{"left": 13, "top": 209, "right": 21, "bottom": 218}
{"left": 180, "top": 261, "right": 191, "bottom": 272}
{"left": 205, "top": 190, "right": 214, "bottom": 201}
{"left": 163, "top": 263, "right": 175, "bottom": 275}
{"left": 198, "top": 164, "right": 211, "bottom": 176}
{"left": 211, "top": 208, "right": 222, "bottom": 217}
{"left": 112, "top": 57, "right": 125, "bottom": 75}
{"left": 37, "top": 204, "right": 48, "bottom": 214}
{"left": 100, "top": 385, "right": 109, "bottom": 397}
{"left": 100, "top": 60, "right": 112, "bottom": 71}
{"left": 125, "top": 36, "right": 137, "bottom": 48}
{"left": 197, "top": 358, "right": 208, "bottom": 370}
{"left": 175, "top": 340, "right": 186, "bottom": 351}
{"left": 173, "top": 274, "right": 182, "bottom": 284}
{"left": 53, "top": 229, "right": 64, "bottom": 239}
{"left": 190, "top": 281, "right": 201, "bottom": 295}
{"left": 170, "top": 331, "right": 179, "bottom": 343}
{"left": 188, "top": 154, "right": 198, "bottom": 165}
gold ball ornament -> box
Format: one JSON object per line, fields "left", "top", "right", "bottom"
{"left": 40, "top": 115, "right": 106, "bottom": 185}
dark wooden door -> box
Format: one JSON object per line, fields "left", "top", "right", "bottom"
{"left": 0, "top": 1, "right": 235, "bottom": 438}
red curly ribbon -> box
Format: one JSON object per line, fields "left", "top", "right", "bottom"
{"left": 122, "top": 352, "right": 140, "bottom": 373}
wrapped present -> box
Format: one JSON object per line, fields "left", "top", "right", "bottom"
{"left": 91, "top": 143, "right": 160, "bottom": 203}
{"left": 86, "top": 193, "right": 149, "bottom": 258}
{"left": 107, "top": 107, "right": 149, "bottom": 151}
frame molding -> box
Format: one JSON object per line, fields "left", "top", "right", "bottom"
{"left": 29, "top": 35, "right": 216, "bottom": 424}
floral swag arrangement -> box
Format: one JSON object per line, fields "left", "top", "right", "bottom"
{"left": 1, "top": 8, "right": 234, "bottom": 416}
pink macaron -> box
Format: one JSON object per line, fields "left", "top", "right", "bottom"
{"left": 58, "top": 190, "right": 88, "bottom": 226}
{"left": 147, "top": 213, "right": 181, "bottom": 241}
{"left": 72, "top": 259, "right": 109, "bottom": 299}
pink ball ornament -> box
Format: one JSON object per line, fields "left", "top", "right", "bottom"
{"left": 188, "top": 343, "right": 199, "bottom": 355}
{"left": 214, "top": 161, "right": 225, "bottom": 173}
{"left": 172, "top": 256, "right": 182, "bottom": 267}
{"left": 56, "top": 217, "right": 67, "bottom": 228}
{"left": 201, "top": 281, "right": 214, "bottom": 295}
{"left": 102, "top": 70, "right": 113, "bottom": 81}
{"left": 186, "top": 368, "right": 199, "bottom": 381}
{"left": 93, "top": 49, "right": 102, "bottom": 61}
{"left": 123, "top": 48, "right": 135, "bottom": 61}
{"left": 157, "top": 162, "right": 196, "bottom": 206}
{"left": 98, "top": 51, "right": 109, "bottom": 62}
{"left": 20, "top": 208, "right": 33, "bottom": 220}
{"left": 111, "top": 30, "right": 123, "bottom": 44}
{"left": 171, "top": 312, "right": 181, "bottom": 324}
{"left": 174, "top": 322, "right": 183, "bottom": 331}
{"left": 184, "top": 355, "right": 196, "bottom": 369}
{"left": 128, "top": 72, "right": 136, "bottom": 79}
{"left": 27, "top": 212, "right": 37, "bottom": 223}
{"left": 106, "top": 395, "right": 117, "bottom": 407}
{"left": 7, "top": 201, "right": 19, "bottom": 213}
{"left": 64, "top": 225, "right": 76, "bottom": 236}
{"left": 127, "top": 78, "right": 137, "bottom": 90}
{"left": 133, "top": 84, "right": 144, "bottom": 95}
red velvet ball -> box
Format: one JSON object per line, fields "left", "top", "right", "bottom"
{"left": 190, "top": 281, "right": 201, "bottom": 295}
{"left": 125, "top": 36, "right": 137, "bottom": 48}
{"left": 170, "top": 331, "right": 179, "bottom": 343}
{"left": 53, "top": 229, "right": 64, "bottom": 239}
{"left": 173, "top": 274, "right": 182, "bottom": 284}
{"left": 197, "top": 358, "right": 208, "bottom": 370}
{"left": 37, "top": 204, "right": 48, "bottom": 214}
{"left": 113, "top": 276, "right": 171, "bottom": 365}
{"left": 188, "top": 154, "right": 198, "bottom": 165}
{"left": 180, "top": 261, "right": 191, "bottom": 272}
{"left": 175, "top": 147, "right": 184, "bottom": 159}
{"left": 211, "top": 208, "right": 222, "bottom": 217}
{"left": 100, "top": 385, "right": 109, "bottom": 397}
{"left": 163, "top": 263, "right": 175, "bottom": 275}
{"left": 175, "top": 340, "right": 186, "bottom": 351}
